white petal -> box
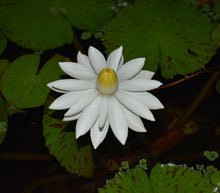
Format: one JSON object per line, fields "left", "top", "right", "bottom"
{"left": 63, "top": 112, "right": 81, "bottom": 121}
{"left": 119, "top": 79, "right": 162, "bottom": 92}
{"left": 118, "top": 55, "right": 124, "bottom": 69}
{"left": 90, "top": 119, "right": 109, "bottom": 149}
{"left": 133, "top": 70, "right": 155, "bottom": 80}
{"left": 75, "top": 96, "right": 101, "bottom": 138}
{"left": 122, "top": 106, "right": 146, "bottom": 132}
{"left": 64, "top": 90, "right": 98, "bottom": 116}
{"left": 59, "top": 62, "right": 96, "bottom": 80}
{"left": 108, "top": 96, "right": 128, "bottom": 145}
{"left": 129, "top": 92, "right": 164, "bottom": 110}
{"left": 47, "top": 79, "right": 96, "bottom": 92}
{"left": 49, "top": 89, "right": 96, "bottom": 110}
{"left": 115, "top": 90, "right": 155, "bottom": 121}
{"left": 98, "top": 95, "right": 109, "bottom": 128}
{"left": 49, "top": 92, "right": 80, "bottom": 110}
{"left": 88, "top": 46, "right": 107, "bottom": 74}
{"left": 77, "top": 51, "right": 94, "bottom": 72}
{"left": 117, "top": 58, "right": 145, "bottom": 80}
{"left": 107, "top": 46, "right": 123, "bottom": 71}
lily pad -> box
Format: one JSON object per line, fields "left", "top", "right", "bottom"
{"left": 151, "top": 163, "right": 218, "bottom": 192}
{"left": 0, "top": 0, "right": 73, "bottom": 51}
{"left": 1, "top": 54, "right": 65, "bottom": 108}
{"left": 43, "top": 95, "right": 95, "bottom": 178}
{"left": 0, "top": 30, "right": 7, "bottom": 55}
{"left": 0, "top": 59, "right": 9, "bottom": 78}
{"left": 99, "top": 163, "right": 218, "bottom": 192}
{"left": 0, "top": 95, "right": 8, "bottom": 144}
{"left": 99, "top": 166, "right": 153, "bottom": 193}
{"left": 51, "top": 0, "right": 115, "bottom": 34}
{"left": 103, "top": 0, "right": 216, "bottom": 79}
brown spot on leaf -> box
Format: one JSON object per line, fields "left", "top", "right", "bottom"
{"left": 167, "top": 56, "right": 172, "bottom": 62}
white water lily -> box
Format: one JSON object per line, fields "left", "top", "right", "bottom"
{"left": 47, "top": 46, "right": 164, "bottom": 149}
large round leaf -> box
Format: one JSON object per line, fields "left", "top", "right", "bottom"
{"left": 103, "top": 0, "right": 217, "bottom": 79}
{"left": 51, "top": 0, "right": 115, "bottom": 34}
{"left": 43, "top": 95, "right": 95, "bottom": 178}
{"left": 1, "top": 54, "right": 65, "bottom": 108}
{"left": 0, "top": 0, "right": 73, "bottom": 51}
{"left": 150, "top": 163, "right": 218, "bottom": 193}
{"left": 99, "top": 166, "right": 153, "bottom": 193}
{"left": 0, "top": 95, "right": 8, "bottom": 144}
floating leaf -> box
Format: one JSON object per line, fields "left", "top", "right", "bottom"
{"left": 0, "top": 95, "right": 8, "bottom": 144}
{"left": 1, "top": 54, "right": 65, "bottom": 108}
{"left": 0, "top": 30, "right": 7, "bottom": 55}
{"left": 103, "top": 0, "right": 216, "bottom": 79}
{"left": 0, "top": 0, "right": 73, "bottom": 51}
{"left": 43, "top": 95, "right": 95, "bottom": 178}
{"left": 211, "top": 171, "right": 220, "bottom": 187}
{"left": 150, "top": 163, "right": 218, "bottom": 193}
{"left": 0, "top": 59, "right": 9, "bottom": 78}
{"left": 51, "top": 0, "right": 115, "bottom": 34}
{"left": 99, "top": 166, "right": 153, "bottom": 193}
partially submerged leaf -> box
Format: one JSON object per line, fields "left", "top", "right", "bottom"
{"left": 0, "top": 0, "right": 73, "bottom": 51}
{"left": 0, "top": 96, "right": 8, "bottom": 144}
{"left": 99, "top": 166, "right": 153, "bottom": 193}
{"left": 1, "top": 54, "right": 65, "bottom": 108}
{"left": 103, "top": 0, "right": 216, "bottom": 79}
{"left": 51, "top": 0, "right": 115, "bottom": 34}
{"left": 150, "top": 163, "right": 218, "bottom": 193}
{"left": 43, "top": 95, "right": 95, "bottom": 178}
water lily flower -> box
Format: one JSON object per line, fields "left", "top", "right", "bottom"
{"left": 47, "top": 46, "right": 164, "bottom": 149}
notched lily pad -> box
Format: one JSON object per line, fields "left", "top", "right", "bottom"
{"left": 43, "top": 95, "right": 95, "bottom": 178}
{"left": 0, "top": 96, "right": 8, "bottom": 144}
{"left": 0, "top": 0, "right": 73, "bottom": 51}
{"left": 103, "top": 0, "right": 217, "bottom": 79}
{"left": 150, "top": 163, "right": 218, "bottom": 192}
{"left": 1, "top": 54, "right": 65, "bottom": 108}
{"left": 51, "top": 0, "right": 115, "bottom": 34}
{"left": 99, "top": 166, "right": 153, "bottom": 193}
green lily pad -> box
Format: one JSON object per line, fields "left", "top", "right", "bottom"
{"left": 0, "top": 0, "right": 73, "bottom": 51}
{"left": 99, "top": 166, "right": 153, "bottom": 193}
{"left": 43, "top": 95, "right": 95, "bottom": 178}
{"left": 150, "top": 163, "right": 218, "bottom": 193}
{"left": 1, "top": 54, "right": 65, "bottom": 108}
{"left": 99, "top": 162, "right": 218, "bottom": 192}
{"left": 0, "top": 95, "right": 8, "bottom": 144}
{"left": 51, "top": 0, "right": 115, "bottom": 34}
{"left": 211, "top": 171, "right": 220, "bottom": 187}
{"left": 0, "top": 59, "right": 9, "bottom": 78}
{"left": 0, "top": 30, "right": 7, "bottom": 55}
{"left": 103, "top": 0, "right": 216, "bottom": 79}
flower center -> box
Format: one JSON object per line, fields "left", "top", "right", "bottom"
{"left": 97, "top": 67, "right": 118, "bottom": 95}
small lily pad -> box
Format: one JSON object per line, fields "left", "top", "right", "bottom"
{"left": 0, "top": 30, "right": 7, "bottom": 55}
{"left": 43, "top": 95, "right": 95, "bottom": 178}
{"left": 99, "top": 166, "right": 153, "bottom": 193}
{"left": 0, "top": 0, "right": 73, "bottom": 51}
{"left": 103, "top": 0, "right": 216, "bottom": 79}
{"left": 51, "top": 0, "right": 115, "bottom": 34}
{"left": 150, "top": 163, "right": 218, "bottom": 192}
{"left": 0, "top": 96, "right": 8, "bottom": 144}
{"left": 1, "top": 54, "right": 65, "bottom": 108}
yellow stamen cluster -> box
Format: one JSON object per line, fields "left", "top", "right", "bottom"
{"left": 97, "top": 67, "right": 118, "bottom": 95}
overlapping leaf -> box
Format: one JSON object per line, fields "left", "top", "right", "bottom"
{"left": 43, "top": 95, "right": 95, "bottom": 178}
{"left": 0, "top": 0, "right": 73, "bottom": 51}
{"left": 51, "top": 0, "right": 115, "bottom": 34}
{"left": 103, "top": 0, "right": 217, "bottom": 79}
{"left": 99, "top": 163, "right": 218, "bottom": 192}
{"left": 1, "top": 54, "right": 65, "bottom": 108}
